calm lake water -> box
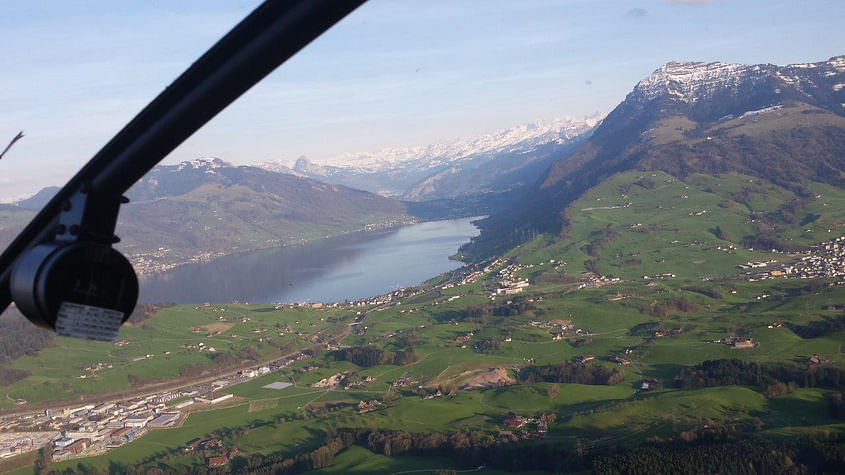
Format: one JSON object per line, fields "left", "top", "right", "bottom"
{"left": 138, "top": 217, "right": 480, "bottom": 304}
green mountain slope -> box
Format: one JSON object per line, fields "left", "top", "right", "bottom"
{"left": 116, "top": 163, "right": 412, "bottom": 272}
{"left": 513, "top": 170, "right": 845, "bottom": 280}
{"left": 463, "top": 56, "right": 845, "bottom": 260}
{"left": 1, "top": 160, "right": 413, "bottom": 274}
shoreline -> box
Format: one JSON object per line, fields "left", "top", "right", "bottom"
{"left": 132, "top": 217, "right": 420, "bottom": 278}
{"left": 135, "top": 215, "right": 483, "bottom": 304}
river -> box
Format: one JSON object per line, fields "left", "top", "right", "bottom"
{"left": 138, "top": 217, "right": 480, "bottom": 304}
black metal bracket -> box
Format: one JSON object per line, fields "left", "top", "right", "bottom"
{"left": 55, "top": 185, "right": 128, "bottom": 246}
{"left": 0, "top": 0, "right": 367, "bottom": 318}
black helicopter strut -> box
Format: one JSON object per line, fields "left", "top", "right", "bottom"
{"left": 0, "top": 0, "right": 366, "bottom": 340}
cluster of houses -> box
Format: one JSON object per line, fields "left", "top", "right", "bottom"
{"left": 807, "top": 354, "right": 831, "bottom": 366}
{"left": 343, "top": 375, "right": 376, "bottom": 390}
{"left": 311, "top": 372, "right": 350, "bottom": 389}
{"left": 79, "top": 362, "right": 114, "bottom": 379}
{"left": 0, "top": 395, "right": 186, "bottom": 462}
{"left": 129, "top": 247, "right": 178, "bottom": 274}
{"left": 491, "top": 263, "right": 531, "bottom": 296}
{"left": 389, "top": 375, "right": 418, "bottom": 389}
{"left": 440, "top": 257, "right": 501, "bottom": 290}
{"left": 0, "top": 432, "right": 55, "bottom": 460}
{"left": 721, "top": 336, "right": 756, "bottom": 349}
{"left": 742, "top": 236, "right": 845, "bottom": 282}
{"left": 455, "top": 332, "right": 474, "bottom": 344}
{"left": 0, "top": 351, "right": 310, "bottom": 463}
{"left": 577, "top": 273, "right": 621, "bottom": 290}
{"left": 182, "top": 342, "right": 217, "bottom": 352}
{"left": 652, "top": 328, "right": 683, "bottom": 338}
{"left": 526, "top": 320, "right": 593, "bottom": 342}
{"left": 184, "top": 438, "right": 240, "bottom": 468}
{"left": 574, "top": 355, "right": 596, "bottom": 364}
{"left": 501, "top": 412, "right": 549, "bottom": 437}
{"left": 357, "top": 400, "right": 381, "bottom": 414}
{"left": 495, "top": 279, "right": 530, "bottom": 296}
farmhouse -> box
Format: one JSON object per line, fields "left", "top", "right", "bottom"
{"left": 358, "top": 400, "right": 381, "bottom": 413}
{"left": 725, "top": 337, "right": 755, "bottom": 349}
{"left": 502, "top": 413, "right": 526, "bottom": 428}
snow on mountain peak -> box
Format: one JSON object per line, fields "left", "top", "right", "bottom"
{"left": 634, "top": 61, "right": 767, "bottom": 103}
{"left": 632, "top": 56, "right": 845, "bottom": 105}
{"left": 290, "top": 116, "right": 599, "bottom": 173}
{"left": 828, "top": 55, "right": 845, "bottom": 72}
{"left": 174, "top": 157, "right": 231, "bottom": 172}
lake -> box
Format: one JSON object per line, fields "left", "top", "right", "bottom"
{"left": 138, "top": 217, "right": 480, "bottom": 304}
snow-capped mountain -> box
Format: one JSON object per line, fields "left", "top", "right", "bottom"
{"left": 310, "top": 117, "right": 598, "bottom": 173}
{"left": 544, "top": 55, "right": 845, "bottom": 189}
{"left": 6, "top": 157, "right": 412, "bottom": 272}
{"left": 623, "top": 56, "right": 845, "bottom": 121}
{"left": 258, "top": 117, "right": 600, "bottom": 200}
{"left": 465, "top": 55, "right": 845, "bottom": 259}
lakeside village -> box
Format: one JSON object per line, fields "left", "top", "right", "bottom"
{"left": 1, "top": 236, "right": 843, "bottom": 464}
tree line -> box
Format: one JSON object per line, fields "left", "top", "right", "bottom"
{"left": 445, "top": 296, "right": 537, "bottom": 323}
{"left": 786, "top": 315, "right": 845, "bottom": 339}
{"left": 518, "top": 361, "right": 624, "bottom": 386}
{"left": 592, "top": 436, "right": 845, "bottom": 475}
{"left": 0, "top": 308, "right": 54, "bottom": 386}
{"left": 333, "top": 346, "right": 418, "bottom": 367}
{"left": 46, "top": 425, "right": 845, "bottom": 474}
{"left": 677, "top": 358, "right": 845, "bottom": 393}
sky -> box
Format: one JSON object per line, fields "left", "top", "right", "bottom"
{"left": 1, "top": 0, "right": 844, "bottom": 201}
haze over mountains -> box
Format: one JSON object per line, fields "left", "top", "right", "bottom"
{"left": 463, "top": 55, "right": 845, "bottom": 258}
{"left": 2, "top": 118, "right": 601, "bottom": 272}
{"left": 258, "top": 117, "right": 599, "bottom": 200}
{"left": 4, "top": 55, "right": 844, "bottom": 272}
{"left": 2, "top": 159, "right": 412, "bottom": 274}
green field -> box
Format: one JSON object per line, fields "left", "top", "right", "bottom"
{"left": 1, "top": 304, "right": 352, "bottom": 408}
{"left": 7, "top": 171, "right": 845, "bottom": 473}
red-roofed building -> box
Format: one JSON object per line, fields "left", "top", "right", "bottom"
{"left": 503, "top": 413, "right": 526, "bottom": 428}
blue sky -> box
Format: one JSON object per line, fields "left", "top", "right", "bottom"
{"left": 1, "top": 0, "right": 844, "bottom": 200}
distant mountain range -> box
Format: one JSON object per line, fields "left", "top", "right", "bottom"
{"left": 258, "top": 117, "right": 599, "bottom": 200}
{"left": 463, "top": 55, "right": 845, "bottom": 258}
{"left": 8, "top": 55, "right": 844, "bottom": 268}
{"left": 3, "top": 159, "right": 412, "bottom": 273}
{"left": 5, "top": 115, "right": 605, "bottom": 272}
